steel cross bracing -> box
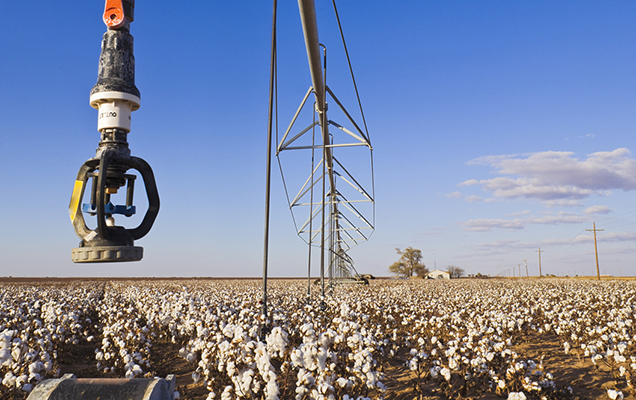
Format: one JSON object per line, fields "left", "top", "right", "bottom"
{"left": 276, "top": 0, "right": 375, "bottom": 287}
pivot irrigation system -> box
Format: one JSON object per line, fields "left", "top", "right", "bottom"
{"left": 48, "top": 0, "right": 374, "bottom": 397}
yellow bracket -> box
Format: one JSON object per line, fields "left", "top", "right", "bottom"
{"left": 69, "top": 180, "right": 84, "bottom": 223}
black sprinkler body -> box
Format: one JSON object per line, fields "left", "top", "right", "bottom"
{"left": 69, "top": 0, "right": 159, "bottom": 263}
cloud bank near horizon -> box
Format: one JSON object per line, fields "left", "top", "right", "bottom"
{"left": 459, "top": 148, "right": 636, "bottom": 203}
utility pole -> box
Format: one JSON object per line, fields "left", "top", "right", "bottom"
{"left": 586, "top": 222, "right": 604, "bottom": 281}
{"left": 536, "top": 248, "right": 543, "bottom": 277}
{"left": 524, "top": 259, "right": 528, "bottom": 277}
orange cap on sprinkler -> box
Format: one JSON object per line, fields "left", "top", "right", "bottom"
{"left": 103, "top": 0, "right": 126, "bottom": 28}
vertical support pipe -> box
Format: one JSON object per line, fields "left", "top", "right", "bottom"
{"left": 307, "top": 112, "right": 317, "bottom": 302}
{"left": 298, "top": 0, "right": 336, "bottom": 306}
{"left": 261, "top": 0, "right": 278, "bottom": 335}
{"left": 320, "top": 128, "right": 326, "bottom": 306}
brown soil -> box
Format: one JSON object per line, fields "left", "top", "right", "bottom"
{"left": 512, "top": 331, "right": 632, "bottom": 400}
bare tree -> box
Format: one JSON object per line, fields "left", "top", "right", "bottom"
{"left": 446, "top": 265, "right": 465, "bottom": 279}
{"left": 389, "top": 247, "right": 428, "bottom": 277}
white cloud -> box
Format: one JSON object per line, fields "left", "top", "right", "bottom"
{"left": 584, "top": 205, "right": 611, "bottom": 214}
{"left": 465, "top": 195, "right": 482, "bottom": 202}
{"left": 508, "top": 210, "right": 531, "bottom": 217}
{"left": 471, "top": 231, "right": 636, "bottom": 255}
{"left": 445, "top": 191, "right": 481, "bottom": 202}
{"left": 545, "top": 231, "right": 636, "bottom": 245}
{"left": 461, "top": 212, "right": 588, "bottom": 231}
{"left": 543, "top": 199, "right": 584, "bottom": 208}
{"left": 464, "top": 148, "right": 636, "bottom": 203}
{"left": 463, "top": 219, "right": 524, "bottom": 231}
{"left": 598, "top": 231, "right": 636, "bottom": 242}
{"left": 458, "top": 179, "right": 479, "bottom": 186}
{"left": 531, "top": 213, "right": 588, "bottom": 225}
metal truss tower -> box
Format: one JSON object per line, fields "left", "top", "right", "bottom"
{"left": 277, "top": 0, "right": 375, "bottom": 290}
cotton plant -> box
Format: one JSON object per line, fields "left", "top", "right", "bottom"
{"left": 0, "top": 283, "right": 102, "bottom": 397}
{"left": 1, "top": 277, "right": 636, "bottom": 399}
{"left": 92, "top": 284, "right": 154, "bottom": 378}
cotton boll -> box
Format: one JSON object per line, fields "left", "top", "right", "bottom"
{"left": 226, "top": 361, "right": 236, "bottom": 376}
{"left": 440, "top": 367, "right": 451, "bottom": 381}
{"left": 2, "top": 371, "right": 16, "bottom": 388}
{"left": 132, "top": 364, "right": 143, "bottom": 376}
{"left": 221, "top": 386, "right": 233, "bottom": 400}
{"left": 563, "top": 342, "right": 570, "bottom": 354}
{"left": 607, "top": 390, "right": 624, "bottom": 400}
{"left": 265, "top": 378, "right": 279, "bottom": 400}
{"left": 27, "top": 361, "right": 42, "bottom": 375}
{"left": 336, "top": 377, "right": 349, "bottom": 388}
{"left": 295, "top": 385, "right": 308, "bottom": 399}
{"left": 28, "top": 372, "right": 42, "bottom": 383}
{"left": 11, "top": 347, "right": 22, "bottom": 362}
{"left": 316, "top": 348, "right": 328, "bottom": 371}
{"left": 507, "top": 392, "right": 526, "bottom": 400}
{"left": 0, "top": 348, "right": 10, "bottom": 365}
{"left": 16, "top": 374, "right": 28, "bottom": 388}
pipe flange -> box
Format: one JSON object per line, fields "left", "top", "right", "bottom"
{"left": 71, "top": 246, "right": 143, "bottom": 262}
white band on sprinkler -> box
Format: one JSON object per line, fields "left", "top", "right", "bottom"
{"left": 90, "top": 91, "right": 141, "bottom": 132}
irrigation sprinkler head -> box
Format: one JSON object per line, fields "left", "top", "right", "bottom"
{"left": 68, "top": 0, "right": 158, "bottom": 263}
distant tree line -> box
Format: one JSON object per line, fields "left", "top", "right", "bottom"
{"left": 446, "top": 265, "right": 465, "bottom": 279}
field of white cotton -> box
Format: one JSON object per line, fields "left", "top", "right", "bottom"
{"left": 0, "top": 278, "right": 634, "bottom": 400}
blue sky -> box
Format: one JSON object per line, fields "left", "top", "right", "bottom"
{"left": 2, "top": 1, "right": 636, "bottom": 277}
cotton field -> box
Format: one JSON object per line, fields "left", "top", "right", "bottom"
{"left": 1, "top": 278, "right": 634, "bottom": 400}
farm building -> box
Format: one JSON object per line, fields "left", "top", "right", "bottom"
{"left": 427, "top": 269, "right": 451, "bottom": 280}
